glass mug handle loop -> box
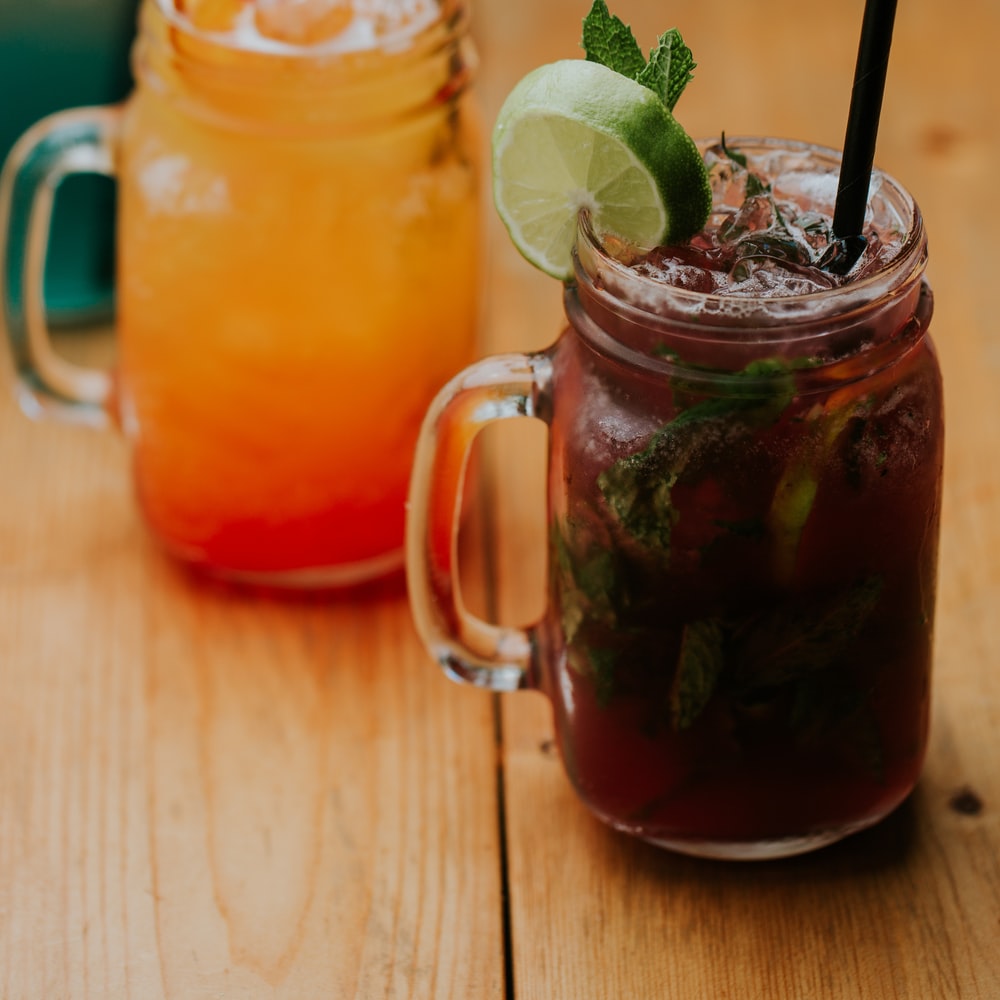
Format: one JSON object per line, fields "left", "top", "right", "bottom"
{"left": 0, "top": 107, "right": 121, "bottom": 427}
{"left": 406, "top": 352, "right": 554, "bottom": 692}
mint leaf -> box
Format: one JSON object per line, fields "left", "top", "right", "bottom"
{"left": 734, "top": 577, "right": 884, "bottom": 690}
{"left": 720, "top": 133, "right": 747, "bottom": 168}
{"left": 551, "top": 519, "right": 617, "bottom": 644}
{"left": 599, "top": 358, "right": 796, "bottom": 557}
{"left": 598, "top": 445, "right": 683, "bottom": 558}
{"left": 665, "top": 578, "right": 884, "bottom": 737}
{"left": 635, "top": 40, "right": 669, "bottom": 103}
{"left": 719, "top": 136, "right": 773, "bottom": 201}
{"left": 582, "top": 0, "right": 646, "bottom": 81}
{"left": 582, "top": 1, "right": 696, "bottom": 108}
{"left": 581, "top": 646, "right": 620, "bottom": 707}
{"left": 670, "top": 618, "right": 726, "bottom": 730}
{"left": 638, "top": 29, "right": 696, "bottom": 111}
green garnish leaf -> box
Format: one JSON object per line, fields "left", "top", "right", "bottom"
{"left": 638, "top": 29, "right": 696, "bottom": 112}
{"left": 735, "top": 577, "right": 884, "bottom": 690}
{"left": 720, "top": 132, "right": 747, "bottom": 167}
{"left": 668, "top": 577, "right": 883, "bottom": 732}
{"left": 582, "top": 0, "right": 646, "bottom": 81}
{"left": 552, "top": 520, "right": 617, "bottom": 644}
{"left": 598, "top": 358, "right": 796, "bottom": 556}
{"left": 719, "top": 134, "right": 771, "bottom": 198}
{"left": 744, "top": 172, "right": 770, "bottom": 198}
{"left": 598, "top": 446, "right": 683, "bottom": 558}
{"left": 583, "top": 646, "right": 620, "bottom": 707}
{"left": 671, "top": 618, "right": 726, "bottom": 730}
{"left": 582, "top": 0, "right": 696, "bottom": 109}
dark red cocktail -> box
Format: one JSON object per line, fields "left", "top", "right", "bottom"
{"left": 539, "top": 139, "right": 942, "bottom": 857}
{"left": 407, "top": 137, "right": 942, "bottom": 859}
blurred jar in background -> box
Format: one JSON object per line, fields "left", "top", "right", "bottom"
{"left": 2, "top": 0, "right": 484, "bottom": 589}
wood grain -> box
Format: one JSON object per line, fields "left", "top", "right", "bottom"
{"left": 0, "top": 384, "right": 504, "bottom": 996}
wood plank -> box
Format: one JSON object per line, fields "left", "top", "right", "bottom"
{"left": 0, "top": 371, "right": 504, "bottom": 993}
{"left": 475, "top": 0, "right": 1000, "bottom": 996}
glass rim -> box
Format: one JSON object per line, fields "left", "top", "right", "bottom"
{"left": 572, "top": 135, "right": 927, "bottom": 337}
{"left": 134, "top": 0, "right": 474, "bottom": 133}
{"left": 145, "top": 0, "right": 469, "bottom": 67}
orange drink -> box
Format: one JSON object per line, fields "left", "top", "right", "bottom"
{"left": 121, "top": 0, "right": 483, "bottom": 584}
{"left": 1, "top": 0, "right": 483, "bottom": 586}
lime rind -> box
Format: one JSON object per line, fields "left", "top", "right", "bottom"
{"left": 492, "top": 60, "right": 711, "bottom": 281}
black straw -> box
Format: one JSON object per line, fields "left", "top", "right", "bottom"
{"left": 825, "top": 0, "right": 899, "bottom": 275}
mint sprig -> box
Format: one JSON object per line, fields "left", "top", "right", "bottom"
{"left": 582, "top": 0, "right": 696, "bottom": 112}
{"left": 581, "top": 0, "right": 646, "bottom": 82}
{"left": 598, "top": 358, "right": 797, "bottom": 558}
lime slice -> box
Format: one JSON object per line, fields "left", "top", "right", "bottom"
{"left": 492, "top": 59, "right": 711, "bottom": 281}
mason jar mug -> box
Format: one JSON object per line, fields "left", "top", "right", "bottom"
{"left": 1, "top": 0, "right": 483, "bottom": 587}
{"left": 407, "top": 142, "right": 942, "bottom": 859}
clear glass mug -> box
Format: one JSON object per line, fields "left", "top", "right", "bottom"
{"left": 0, "top": 0, "right": 482, "bottom": 588}
{"left": 407, "top": 139, "right": 943, "bottom": 860}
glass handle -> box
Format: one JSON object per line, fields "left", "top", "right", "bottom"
{"left": 0, "top": 106, "right": 121, "bottom": 427}
{"left": 406, "top": 352, "right": 554, "bottom": 692}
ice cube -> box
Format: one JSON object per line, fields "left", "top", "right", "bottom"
{"left": 788, "top": 210, "right": 837, "bottom": 256}
{"left": 177, "top": 0, "right": 248, "bottom": 32}
{"left": 719, "top": 194, "right": 776, "bottom": 243}
{"left": 356, "top": 0, "right": 437, "bottom": 39}
{"left": 635, "top": 245, "right": 727, "bottom": 293}
{"left": 725, "top": 257, "right": 839, "bottom": 298}
{"left": 772, "top": 170, "right": 840, "bottom": 216}
{"left": 254, "top": 0, "right": 354, "bottom": 44}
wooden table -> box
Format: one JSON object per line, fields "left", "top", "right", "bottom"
{"left": 2, "top": 1, "right": 998, "bottom": 996}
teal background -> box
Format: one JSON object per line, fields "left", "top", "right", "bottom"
{"left": 1, "top": 1, "right": 139, "bottom": 322}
